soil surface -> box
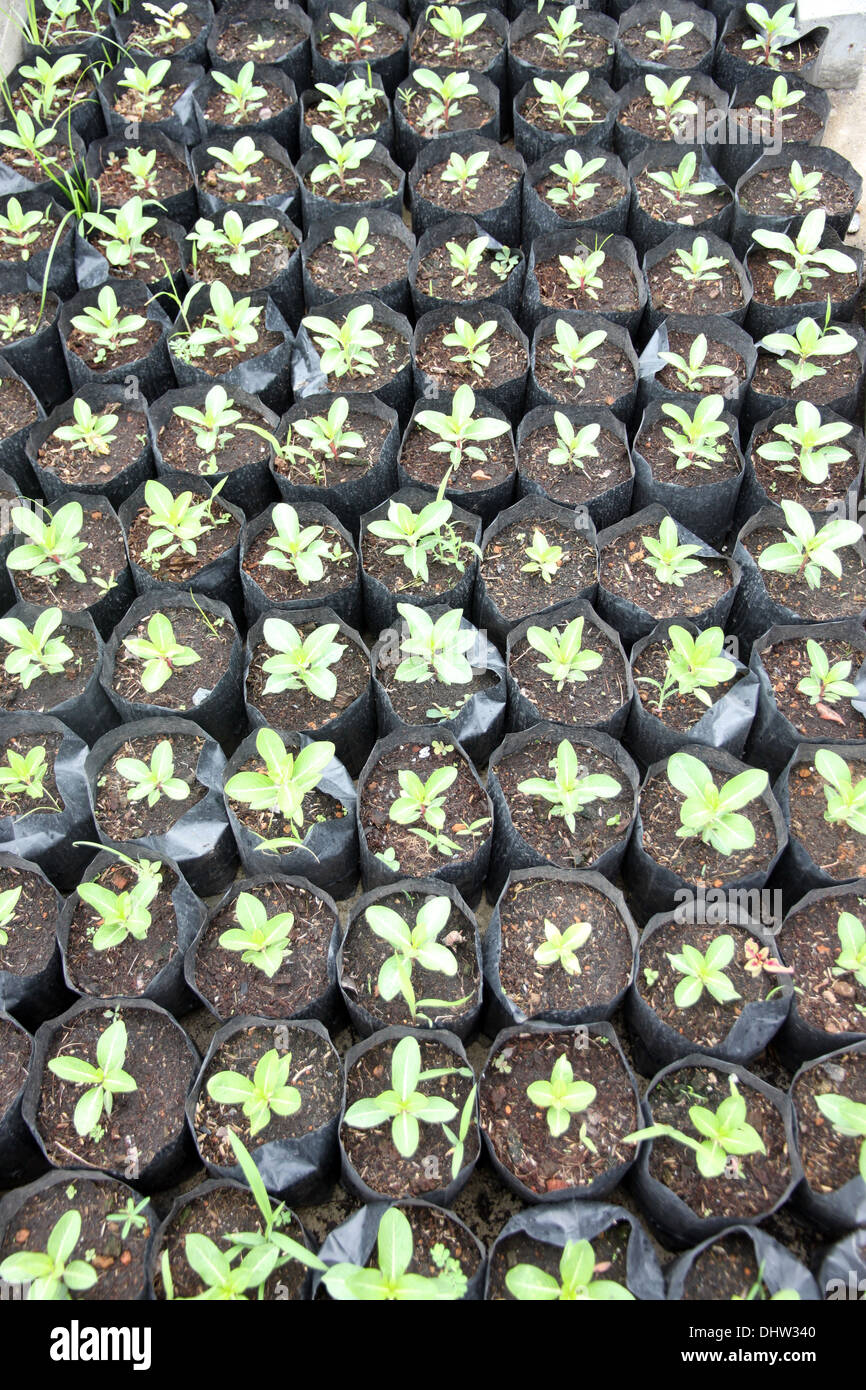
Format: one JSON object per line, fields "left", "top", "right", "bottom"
{"left": 414, "top": 234, "right": 521, "bottom": 304}
{"left": 66, "top": 316, "right": 162, "bottom": 372}
{"left": 11, "top": 503, "right": 128, "bottom": 614}
{"left": 655, "top": 331, "right": 745, "bottom": 398}
{"left": 792, "top": 1049, "right": 866, "bottom": 1192}
{"left": 305, "top": 155, "right": 401, "bottom": 205}
{"left": 748, "top": 249, "right": 858, "bottom": 309}
{"left": 361, "top": 517, "right": 478, "bottom": 598}
{"left": 647, "top": 252, "right": 744, "bottom": 316}
{"left": 93, "top": 731, "right": 206, "bottom": 840}
{"left": 519, "top": 92, "right": 610, "bottom": 137}
{"left": 750, "top": 350, "right": 862, "bottom": 410}
{"left": 740, "top": 165, "right": 855, "bottom": 220}
{"left": 197, "top": 150, "right": 298, "bottom": 205}
{"left": 95, "top": 148, "right": 191, "bottom": 207}
{"left": 512, "top": 24, "right": 611, "bottom": 73}
{"left": 787, "top": 756, "right": 866, "bottom": 881}
{"left": 275, "top": 406, "right": 391, "bottom": 489}
{"left": 634, "top": 171, "right": 731, "bottom": 227}
{"left": 680, "top": 1231, "right": 786, "bottom": 1300}
{"left": 401, "top": 416, "right": 514, "bottom": 490}
{"left": 64, "top": 858, "right": 182, "bottom": 998}
{"left": 0, "top": 732, "right": 63, "bottom": 820}
{"left": 414, "top": 154, "right": 520, "bottom": 216}
{"left": 227, "top": 743, "right": 349, "bottom": 849}
{"left": 306, "top": 231, "right": 408, "bottom": 299}
{"left": 636, "top": 415, "right": 743, "bottom": 486}
{"left": 533, "top": 332, "right": 635, "bottom": 406}
{"left": 758, "top": 634, "right": 866, "bottom": 743}
{"left": 412, "top": 23, "right": 502, "bottom": 71}
{"left": 0, "top": 861, "right": 57, "bottom": 978}
{"left": 508, "top": 618, "right": 629, "bottom": 726}
{"left": 0, "top": 374, "right": 38, "bottom": 436}
{"left": 622, "top": 21, "right": 711, "bottom": 69}
{"left": 188, "top": 228, "right": 297, "bottom": 296}
{"left": 304, "top": 92, "right": 389, "bottom": 139}
{"left": 780, "top": 889, "right": 866, "bottom": 1037}
{"left": 534, "top": 247, "right": 640, "bottom": 316}
{"left": 480, "top": 517, "right": 597, "bottom": 621}
{"left": 111, "top": 604, "right": 234, "bottom": 712}
{"left": 535, "top": 168, "right": 626, "bottom": 222}
{"left": 213, "top": 17, "right": 306, "bottom": 64}
{"left": 487, "top": 1220, "right": 631, "bottom": 1299}
{"left": 156, "top": 399, "right": 270, "bottom": 478}
{"left": 0, "top": 1014, "right": 29, "bottom": 1113}
{"left": 400, "top": 89, "right": 494, "bottom": 139}
{"left": 243, "top": 519, "right": 357, "bottom": 605}
{"left": 415, "top": 321, "right": 526, "bottom": 392}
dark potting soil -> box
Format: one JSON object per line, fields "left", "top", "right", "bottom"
{"left": 634, "top": 173, "right": 731, "bottom": 226}
{"left": 227, "top": 748, "right": 350, "bottom": 846}
{"left": 787, "top": 758, "right": 866, "bottom": 880}
{"left": 172, "top": 325, "right": 284, "bottom": 376}
{"left": 648, "top": 255, "right": 744, "bottom": 316}
{"left": 194, "top": 880, "right": 335, "bottom": 1020}
{"left": 400, "top": 91, "right": 494, "bottom": 139}
{"left": 411, "top": 25, "right": 502, "bottom": 71}
{"left": 362, "top": 521, "right": 477, "bottom": 597}
{"left": 0, "top": 142, "right": 76, "bottom": 188}
{"left": 414, "top": 155, "right": 520, "bottom": 216}
{"left": 88, "top": 228, "right": 181, "bottom": 283}
{"left": 750, "top": 351, "right": 862, "bottom": 408}
{"left": 680, "top": 1232, "right": 784, "bottom": 1300}
{"left": 0, "top": 622, "right": 95, "bottom": 715}
{"left": 495, "top": 736, "right": 633, "bottom": 870}
{"left": 341, "top": 1035, "right": 478, "bottom": 1198}
{"left": 319, "top": 21, "right": 404, "bottom": 63}
{"left": 243, "top": 523, "right": 356, "bottom": 604}
{"left": 7, "top": 80, "right": 94, "bottom": 124}
{"left": 722, "top": 28, "right": 823, "bottom": 72}
{"left": 0, "top": 1176, "right": 153, "bottom": 1301}
{"left": 748, "top": 252, "right": 858, "bottom": 308}
{"left": 730, "top": 103, "right": 824, "bottom": 146}
{"left": 534, "top": 250, "right": 640, "bottom": 316}
{"left": 415, "top": 322, "right": 526, "bottom": 392}
{"left": 0, "top": 291, "right": 46, "bottom": 341}
{"left": 480, "top": 1031, "right": 638, "bottom": 1195}
{"left": 111, "top": 604, "right": 234, "bottom": 712}
{"left": 740, "top": 166, "right": 855, "bottom": 220}
{"left": 276, "top": 409, "right": 391, "bottom": 489}
{"left": 638, "top": 773, "right": 777, "bottom": 884}
{"left": 64, "top": 860, "right": 181, "bottom": 998}
{"left": 759, "top": 636, "right": 866, "bottom": 742}
{"left": 599, "top": 531, "right": 732, "bottom": 619}
{"left": 496, "top": 876, "right": 632, "bottom": 1016}
{"left": 360, "top": 739, "right": 489, "bottom": 877}
{"left": 639, "top": 922, "right": 780, "bottom": 1049}
{"left": 616, "top": 94, "right": 698, "bottom": 142}
{"left": 647, "top": 1066, "right": 790, "bottom": 1218}
{"left": 656, "top": 333, "right": 745, "bottom": 398}
{"left": 0, "top": 861, "right": 57, "bottom": 977}
{"left": 533, "top": 334, "right": 634, "bottom": 406}
{"left": 111, "top": 84, "right": 189, "bottom": 125}
{"left": 622, "top": 22, "right": 712, "bottom": 68}
{"left": 198, "top": 153, "right": 298, "bottom": 204}
{"left": 0, "top": 732, "right": 62, "bottom": 819}
{"left": 157, "top": 401, "right": 269, "bottom": 478}
{"left": 342, "top": 888, "right": 479, "bottom": 1027}
{"left": 127, "top": 496, "right": 239, "bottom": 586}
{"left": 304, "top": 93, "right": 389, "bottom": 139}
{"left": 508, "top": 623, "right": 628, "bottom": 725}
{"left": 95, "top": 149, "right": 191, "bottom": 207}
{"left": 637, "top": 417, "right": 743, "bottom": 485}
{"left": 632, "top": 637, "right": 739, "bottom": 733}
{"left": 486, "top": 1221, "right": 630, "bottom": 1299}
{"left": 517, "top": 419, "right": 631, "bottom": 504}
{"left": 123, "top": 13, "right": 204, "bottom": 53}
{"left": 152, "top": 1186, "right": 308, "bottom": 1300}
{"left": 534, "top": 169, "right": 625, "bottom": 223}
{"left": 202, "top": 83, "right": 290, "bottom": 129}
{"left": 0, "top": 1014, "right": 28, "bottom": 1112}
{"left": 39, "top": 407, "right": 148, "bottom": 486}
{"left": 781, "top": 890, "right": 866, "bottom": 1037}
{"left": 480, "top": 519, "right": 597, "bottom": 620}
{"left": 519, "top": 94, "right": 610, "bottom": 138}
{"left": 214, "top": 18, "right": 306, "bottom": 64}
{"left": 792, "top": 1049, "right": 866, "bottom": 1192}
{"left": 0, "top": 373, "right": 38, "bottom": 435}
{"left": 415, "top": 235, "right": 519, "bottom": 303}
{"left": 376, "top": 651, "right": 497, "bottom": 724}
{"left": 194, "top": 1023, "right": 342, "bottom": 1167}
{"left": 66, "top": 318, "right": 162, "bottom": 373}
{"left": 188, "top": 230, "right": 298, "bottom": 296}
{"left": 511, "top": 26, "right": 611, "bottom": 72}
{"left": 36, "top": 1005, "right": 194, "bottom": 1172}
{"left": 12, "top": 505, "right": 128, "bottom": 613}
{"left": 745, "top": 527, "right": 866, "bottom": 622}
{"left": 307, "top": 158, "right": 401, "bottom": 204}
{"left": 247, "top": 621, "right": 369, "bottom": 730}
{"left": 306, "top": 232, "right": 409, "bottom": 299}
{"left": 94, "top": 731, "right": 206, "bottom": 839}
{"left": 401, "top": 419, "right": 513, "bottom": 488}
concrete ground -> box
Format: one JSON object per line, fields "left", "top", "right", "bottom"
{"left": 822, "top": 62, "right": 866, "bottom": 252}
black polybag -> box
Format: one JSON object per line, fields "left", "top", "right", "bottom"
{"left": 97, "top": 60, "right": 204, "bottom": 146}
{"left": 665, "top": 1223, "right": 819, "bottom": 1300}
{"left": 0, "top": 602, "right": 116, "bottom": 746}
{"left": 526, "top": 310, "right": 639, "bottom": 420}
{"left": 0, "top": 852, "right": 68, "bottom": 1027}
{"left": 0, "top": 712, "right": 95, "bottom": 893}
{"left": 313, "top": 1198, "right": 486, "bottom": 1300}
{"left": 0, "top": 354, "right": 43, "bottom": 493}
{"left": 643, "top": 226, "right": 752, "bottom": 334}
{"left": 240, "top": 500, "right": 363, "bottom": 629}
{"left": 397, "top": 390, "right": 516, "bottom": 530}
{"left": 516, "top": 402, "right": 635, "bottom": 531}
{"left": 741, "top": 331, "right": 866, "bottom": 439}
{"left": 770, "top": 740, "right": 866, "bottom": 914}
{"left": 512, "top": 76, "right": 618, "bottom": 169}
{"left": 615, "top": 0, "right": 717, "bottom": 85}
{"left": 613, "top": 73, "right": 729, "bottom": 168}
{"left": 630, "top": 398, "right": 745, "bottom": 547}
{"left": 744, "top": 222, "right": 864, "bottom": 340}
{"left": 59, "top": 279, "right": 175, "bottom": 403}
{"left": 637, "top": 313, "right": 757, "bottom": 418}
{"left": 715, "top": 73, "right": 829, "bottom": 188}
{"left": 207, "top": 0, "right": 311, "bottom": 98}
{"left": 393, "top": 69, "right": 500, "bottom": 171}
{"left": 627, "top": 143, "right": 733, "bottom": 256}
{"left": 167, "top": 289, "right": 294, "bottom": 415}
{"left": 301, "top": 208, "right": 415, "bottom": 316}
{"left": 291, "top": 291, "right": 414, "bottom": 427}
{"left": 0, "top": 1011, "right": 44, "bottom": 1185}
{"left": 26, "top": 382, "right": 155, "bottom": 510}
{"left": 408, "top": 214, "right": 525, "bottom": 320}
{"left": 190, "top": 133, "right": 300, "bottom": 223}
{"left": 295, "top": 139, "right": 406, "bottom": 226}
{"left": 0, "top": 271, "right": 69, "bottom": 412}
{"left": 521, "top": 147, "right": 631, "bottom": 248}
{"left": 731, "top": 145, "right": 862, "bottom": 259}
{"left": 774, "top": 878, "right": 866, "bottom": 1069}
{"left": 408, "top": 133, "right": 525, "bottom": 245}
{"left": 714, "top": 5, "right": 828, "bottom": 94}
{"left": 313, "top": 1, "right": 409, "bottom": 95}
{"left": 789, "top": 1041, "right": 866, "bottom": 1235}
{"left": 522, "top": 228, "right": 648, "bottom": 336}
{"left": 85, "top": 130, "right": 198, "bottom": 228}
{"left": 508, "top": 7, "right": 617, "bottom": 90}
{"left": 191, "top": 64, "right": 298, "bottom": 151}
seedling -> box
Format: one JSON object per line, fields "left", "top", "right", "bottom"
{"left": 549, "top": 322, "right": 607, "bottom": 387}
{"left": 394, "top": 603, "right": 474, "bottom": 685}
{"left": 796, "top": 638, "right": 858, "bottom": 706}
{"left": 545, "top": 150, "right": 607, "bottom": 214}
{"left": 313, "top": 77, "right": 380, "bottom": 138}
{"left": 518, "top": 738, "right": 622, "bottom": 832}
{"left": 0, "top": 1210, "right": 98, "bottom": 1301}
{"left": 260, "top": 502, "right": 341, "bottom": 586}
{"left": 204, "top": 137, "right": 265, "bottom": 199}
{"left": 759, "top": 312, "right": 858, "bottom": 391}
{"left": 638, "top": 624, "right": 735, "bottom": 712}
{"left": 7, "top": 499, "right": 88, "bottom": 586}
{"left": 526, "top": 1052, "right": 596, "bottom": 1138}
{"left": 813, "top": 1092, "right": 866, "bottom": 1182}
{"left": 521, "top": 528, "right": 565, "bottom": 584}
{"left": 116, "top": 59, "right": 172, "bottom": 119}
{"left": 366, "top": 493, "right": 478, "bottom": 584}
{"left": 754, "top": 74, "right": 804, "bottom": 124}
{"left": 332, "top": 216, "right": 374, "bottom": 275}
{"left": 412, "top": 68, "right": 476, "bottom": 133}
{"left": 0, "top": 195, "right": 49, "bottom": 259}
{"left": 646, "top": 10, "right": 694, "bottom": 60}
{"left": 207, "top": 1048, "right": 301, "bottom": 1138}
{"left": 139, "top": 2, "right": 191, "bottom": 45}
{"left": 17, "top": 52, "right": 84, "bottom": 123}
{"left": 752, "top": 210, "right": 857, "bottom": 300}
{"left": 536, "top": 5, "right": 588, "bottom": 64}
{"left": 171, "top": 281, "right": 264, "bottom": 363}
{"left": 218, "top": 891, "right": 294, "bottom": 979}
{"left": 116, "top": 147, "right": 161, "bottom": 197}
{"left": 309, "top": 125, "right": 375, "bottom": 196}
{"left": 815, "top": 748, "right": 866, "bottom": 834}
{"left": 647, "top": 151, "right": 718, "bottom": 209}
{"left": 173, "top": 384, "right": 243, "bottom": 460}
{"left": 834, "top": 911, "right": 866, "bottom": 988}
{"left": 657, "top": 333, "right": 736, "bottom": 391}
{"left": 389, "top": 763, "right": 457, "bottom": 834}
{"left": 83, "top": 196, "right": 159, "bottom": 273}
{"left": 68, "top": 284, "right": 147, "bottom": 364}
{"left": 641, "top": 516, "right": 705, "bottom": 587}
{"left": 777, "top": 159, "right": 824, "bottom": 212}
{"left": 534, "top": 916, "right": 592, "bottom": 977}
{"left": 121, "top": 611, "right": 201, "bottom": 694}
{"left": 670, "top": 235, "right": 731, "bottom": 291}
{"left": 188, "top": 209, "right": 279, "bottom": 277}
{"left": 47, "top": 1015, "right": 137, "bottom": 1140}
{"left": 302, "top": 303, "right": 383, "bottom": 379}
{"left": 440, "top": 148, "right": 489, "bottom": 199}
{"left": 532, "top": 72, "right": 594, "bottom": 134}
{"left": 558, "top": 243, "right": 607, "bottom": 301}
{"left": 53, "top": 397, "right": 118, "bottom": 456}
{"left": 0, "top": 744, "right": 57, "bottom": 810}
{"left": 106, "top": 1196, "right": 151, "bottom": 1239}
{"left": 644, "top": 74, "right": 698, "bottom": 136}
{"left": 139, "top": 477, "right": 230, "bottom": 570}
{"left": 0, "top": 607, "right": 72, "bottom": 690}
{"left": 328, "top": 2, "right": 380, "bottom": 61}
{"left": 667, "top": 934, "right": 741, "bottom": 1008}
{"left": 742, "top": 3, "right": 799, "bottom": 68}
{"left": 365, "top": 894, "right": 469, "bottom": 1023}
{"left": 441, "top": 316, "right": 497, "bottom": 377}
{"left": 425, "top": 4, "right": 487, "bottom": 63}
{"left": 224, "top": 727, "right": 335, "bottom": 845}
{"left": 506, "top": 1238, "right": 634, "bottom": 1301}
{"left": 444, "top": 234, "right": 489, "bottom": 295}
{"left": 625, "top": 1076, "right": 766, "bottom": 1177}
{"left": 342, "top": 1034, "right": 462, "bottom": 1158}
{"left": 547, "top": 413, "right": 600, "bottom": 472}
{"left": 0, "top": 883, "right": 21, "bottom": 947}
{"left": 414, "top": 383, "right": 509, "bottom": 472}
{"left": 116, "top": 738, "right": 190, "bottom": 808}
{"left": 258, "top": 617, "right": 346, "bottom": 702}
{"left": 0, "top": 111, "right": 63, "bottom": 173}
{"left": 322, "top": 1205, "right": 466, "bottom": 1300}
{"left": 211, "top": 63, "right": 268, "bottom": 124}
{"left": 76, "top": 864, "right": 161, "bottom": 952}
{"left": 757, "top": 498, "right": 863, "bottom": 590}
{"left": 661, "top": 394, "right": 730, "bottom": 472}
{"left": 667, "top": 750, "right": 768, "bottom": 855}
{"left": 526, "top": 616, "right": 603, "bottom": 692}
